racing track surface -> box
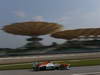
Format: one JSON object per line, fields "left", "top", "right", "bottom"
{"left": 0, "top": 66, "right": 100, "bottom": 75}
{"left": 1, "top": 52, "right": 100, "bottom": 64}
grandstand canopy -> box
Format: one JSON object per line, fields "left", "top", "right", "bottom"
{"left": 51, "top": 28, "right": 100, "bottom": 40}
{"left": 2, "top": 21, "right": 62, "bottom": 36}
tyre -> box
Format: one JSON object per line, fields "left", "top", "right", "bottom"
{"left": 59, "top": 65, "right": 65, "bottom": 70}
{"left": 33, "top": 67, "right": 39, "bottom": 71}
{"left": 40, "top": 66, "right": 46, "bottom": 70}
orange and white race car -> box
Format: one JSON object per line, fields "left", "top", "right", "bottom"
{"left": 32, "top": 61, "right": 70, "bottom": 71}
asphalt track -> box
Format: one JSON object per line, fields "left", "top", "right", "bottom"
{"left": 0, "top": 66, "right": 100, "bottom": 75}
{"left": 1, "top": 52, "right": 100, "bottom": 64}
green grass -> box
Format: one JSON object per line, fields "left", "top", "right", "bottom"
{"left": 1, "top": 58, "right": 100, "bottom": 70}
{"left": 0, "top": 63, "right": 32, "bottom": 70}
{"left": 63, "top": 59, "right": 100, "bottom": 67}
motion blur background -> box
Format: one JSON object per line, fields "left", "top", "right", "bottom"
{"left": 0, "top": 0, "right": 100, "bottom": 48}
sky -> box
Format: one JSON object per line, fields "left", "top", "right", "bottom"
{"left": 0, "top": 0, "right": 100, "bottom": 48}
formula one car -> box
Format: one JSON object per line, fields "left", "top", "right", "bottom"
{"left": 32, "top": 61, "right": 70, "bottom": 71}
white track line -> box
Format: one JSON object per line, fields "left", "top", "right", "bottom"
{"left": 73, "top": 72, "right": 100, "bottom": 75}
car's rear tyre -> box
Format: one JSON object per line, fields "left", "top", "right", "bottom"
{"left": 40, "top": 66, "right": 46, "bottom": 70}
{"left": 33, "top": 67, "right": 40, "bottom": 71}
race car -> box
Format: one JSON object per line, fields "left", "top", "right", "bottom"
{"left": 32, "top": 61, "right": 70, "bottom": 71}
